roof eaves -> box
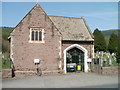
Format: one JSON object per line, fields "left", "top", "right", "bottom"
{"left": 49, "top": 15, "right": 81, "bottom": 19}
{"left": 62, "top": 39, "right": 94, "bottom": 42}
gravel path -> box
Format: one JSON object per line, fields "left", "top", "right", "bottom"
{"left": 2, "top": 73, "right": 118, "bottom": 88}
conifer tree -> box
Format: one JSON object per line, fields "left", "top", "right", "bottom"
{"left": 108, "top": 33, "right": 118, "bottom": 53}
{"left": 116, "top": 41, "right": 120, "bottom": 64}
{"left": 116, "top": 31, "right": 120, "bottom": 64}
{"left": 93, "top": 28, "right": 107, "bottom": 52}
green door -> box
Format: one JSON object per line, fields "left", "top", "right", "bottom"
{"left": 66, "top": 47, "right": 84, "bottom": 72}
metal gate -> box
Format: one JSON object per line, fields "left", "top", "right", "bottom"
{"left": 91, "top": 58, "right": 102, "bottom": 74}
{"left": 66, "top": 47, "right": 84, "bottom": 72}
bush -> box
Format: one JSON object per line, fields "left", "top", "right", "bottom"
{"left": 2, "top": 39, "right": 10, "bottom": 53}
{"left": 2, "top": 27, "right": 13, "bottom": 53}
{"left": 2, "top": 52, "right": 11, "bottom": 68}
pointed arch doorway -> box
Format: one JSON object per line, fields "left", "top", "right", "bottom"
{"left": 64, "top": 44, "right": 88, "bottom": 74}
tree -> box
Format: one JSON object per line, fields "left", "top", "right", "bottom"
{"left": 93, "top": 28, "right": 107, "bottom": 52}
{"left": 116, "top": 31, "right": 120, "bottom": 64}
{"left": 2, "top": 27, "right": 13, "bottom": 53}
{"left": 116, "top": 42, "right": 120, "bottom": 64}
{"left": 2, "top": 39, "right": 10, "bottom": 53}
{"left": 108, "top": 33, "right": 118, "bottom": 53}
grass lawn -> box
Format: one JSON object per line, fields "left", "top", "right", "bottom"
{"left": 0, "top": 60, "right": 2, "bottom": 71}
{"left": 1, "top": 52, "right": 11, "bottom": 69}
{"left": 103, "top": 61, "right": 120, "bottom": 67}
{"left": 2, "top": 59, "right": 11, "bottom": 68}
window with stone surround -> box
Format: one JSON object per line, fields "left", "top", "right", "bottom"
{"left": 29, "top": 27, "right": 44, "bottom": 43}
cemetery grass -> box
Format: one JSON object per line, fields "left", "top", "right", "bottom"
{"left": 2, "top": 59, "right": 11, "bottom": 68}
{"left": 0, "top": 60, "right": 2, "bottom": 71}
{"left": 1, "top": 52, "right": 11, "bottom": 69}
{"left": 103, "top": 60, "right": 120, "bottom": 67}
{"left": 0, "top": 58, "right": 11, "bottom": 69}
{"left": 0, "top": 52, "right": 2, "bottom": 71}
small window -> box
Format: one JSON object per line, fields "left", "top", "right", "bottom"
{"left": 31, "top": 31, "right": 34, "bottom": 41}
{"left": 39, "top": 31, "right": 42, "bottom": 41}
{"left": 30, "top": 28, "right": 44, "bottom": 43}
{"left": 35, "top": 31, "right": 38, "bottom": 41}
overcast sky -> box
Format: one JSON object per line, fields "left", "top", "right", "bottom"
{"left": 2, "top": 2, "right": 118, "bottom": 32}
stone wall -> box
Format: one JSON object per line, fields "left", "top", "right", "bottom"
{"left": 2, "top": 69, "right": 13, "bottom": 78}
{"left": 61, "top": 41, "right": 94, "bottom": 72}
{"left": 62, "top": 41, "right": 94, "bottom": 59}
{"left": 10, "top": 4, "right": 61, "bottom": 76}
{"left": 14, "top": 70, "right": 64, "bottom": 77}
{"left": 102, "top": 67, "right": 119, "bottom": 75}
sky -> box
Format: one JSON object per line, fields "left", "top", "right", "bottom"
{"left": 2, "top": 2, "right": 118, "bottom": 32}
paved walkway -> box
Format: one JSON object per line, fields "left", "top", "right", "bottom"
{"left": 2, "top": 73, "right": 119, "bottom": 88}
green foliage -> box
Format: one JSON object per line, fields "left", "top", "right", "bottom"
{"left": 93, "top": 28, "right": 107, "bottom": 52}
{"left": 0, "top": 28, "right": 2, "bottom": 52}
{"left": 101, "top": 29, "right": 118, "bottom": 46}
{"left": 2, "top": 27, "right": 13, "bottom": 40}
{"left": 102, "top": 29, "right": 118, "bottom": 37}
{"left": 2, "top": 52, "right": 11, "bottom": 68}
{"left": 1, "top": 27, "right": 14, "bottom": 53}
{"left": 0, "top": 60, "right": 2, "bottom": 70}
{"left": 2, "top": 59, "right": 11, "bottom": 68}
{"left": 108, "top": 33, "right": 118, "bottom": 53}
{"left": 1, "top": 27, "right": 13, "bottom": 68}
{"left": 2, "top": 39, "right": 10, "bottom": 53}
{"left": 116, "top": 31, "right": 120, "bottom": 64}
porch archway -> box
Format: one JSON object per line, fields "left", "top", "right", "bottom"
{"left": 63, "top": 44, "right": 88, "bottom": 74}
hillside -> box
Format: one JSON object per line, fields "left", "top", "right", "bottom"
{"left": 102, "top": 29, "right": 118, "bottom": 37}
{"left": 0, "top": 27, "right": 14, "bottom": 52}
{"left": 101, "top": 29, "right": 118, "bottom": 46}
{"left": 2, "top": 27, "right": 14, "bottom": 40}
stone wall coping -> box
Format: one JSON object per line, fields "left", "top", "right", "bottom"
{"left": 2, "top": 69, "right": 12, "bottom": 70}
{"left": 102, "top": 67, "right": 119, "bottom": 68}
